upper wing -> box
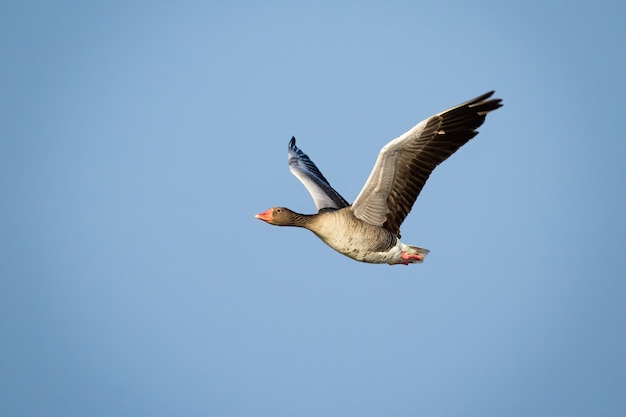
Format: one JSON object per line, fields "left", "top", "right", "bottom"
{"left": 288, "top": 137, "right": 350, "bottom": 212}
{"left": 351, "top": 91, "right": 502, "bottom": 236}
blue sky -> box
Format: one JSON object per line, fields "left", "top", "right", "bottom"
{"left": 1, "top": 1, "right": 625, "bottom": 416}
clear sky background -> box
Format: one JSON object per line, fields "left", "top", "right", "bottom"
{"left": 1, "top": 1, "right": 625, "bottom": 416}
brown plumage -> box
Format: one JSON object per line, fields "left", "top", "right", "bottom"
{"left": 256, "top": 91, "right": 502, "bottom": 265}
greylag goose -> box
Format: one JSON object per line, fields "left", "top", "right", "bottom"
{"left": 256, "top": 91, "right": 502, "bottom": 265}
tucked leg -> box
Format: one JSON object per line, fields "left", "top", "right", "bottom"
{"left": 401, "top": 251, "right": 424, "bottom": 262}
{"left": 387, "top": 251, "right": 424, "bottom": 266}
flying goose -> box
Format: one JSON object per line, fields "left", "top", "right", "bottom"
{"left": 255, "top": 91, "right": 502, "bottom": 265}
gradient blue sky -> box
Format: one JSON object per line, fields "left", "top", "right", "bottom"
{"left": 1, "top": 1, "right": 625, "bottom": 416}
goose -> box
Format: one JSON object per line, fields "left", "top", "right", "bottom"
{"left": 255, "top": 91, "right": 502, "bottom": 265}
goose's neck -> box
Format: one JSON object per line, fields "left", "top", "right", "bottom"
{"left": 289, "top": 212, "right": 316, "bottom": 228}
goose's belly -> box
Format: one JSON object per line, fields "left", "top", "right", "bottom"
{"left": 336, "top": 241, "right": 403, "bottom": 263}
{"left": 309, "top": 216, "right": 400, "bottom": 263}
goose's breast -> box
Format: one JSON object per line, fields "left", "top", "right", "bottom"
{"left": 308, "top": 211, "right": 398, "bottom": 262}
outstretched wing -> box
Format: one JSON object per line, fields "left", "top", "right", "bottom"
{"left": 351, "top": 91, "right": 502, "bottom": 236}
{"left": 288, "top": 137, "right": 350, "bottom": 212}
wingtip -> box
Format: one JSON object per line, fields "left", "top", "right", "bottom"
{"left": 476, "top": 90, "right": 496, "bottom": 102}
{"left": 289, "top": 136, "right": 297, "bottom": 149}
{"left": 469, "top": 90, "right": 503, "bottom": 112}
{"left": 486, "top": 90, "right": 503, "bottom": 107}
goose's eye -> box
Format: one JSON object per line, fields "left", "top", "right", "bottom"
{"left": 275, "top": 208, "right": 282, "bottom": 213}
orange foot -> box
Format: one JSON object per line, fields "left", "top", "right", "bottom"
{"left": 401, "top": 252, "right": 424, "bottom": 262}
{"left": 388, "top": 252, "right": 423, "bottom": 266}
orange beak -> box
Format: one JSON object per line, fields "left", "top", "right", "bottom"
{"left": 255, "top": 208, "right": 273, "bottom": 222}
